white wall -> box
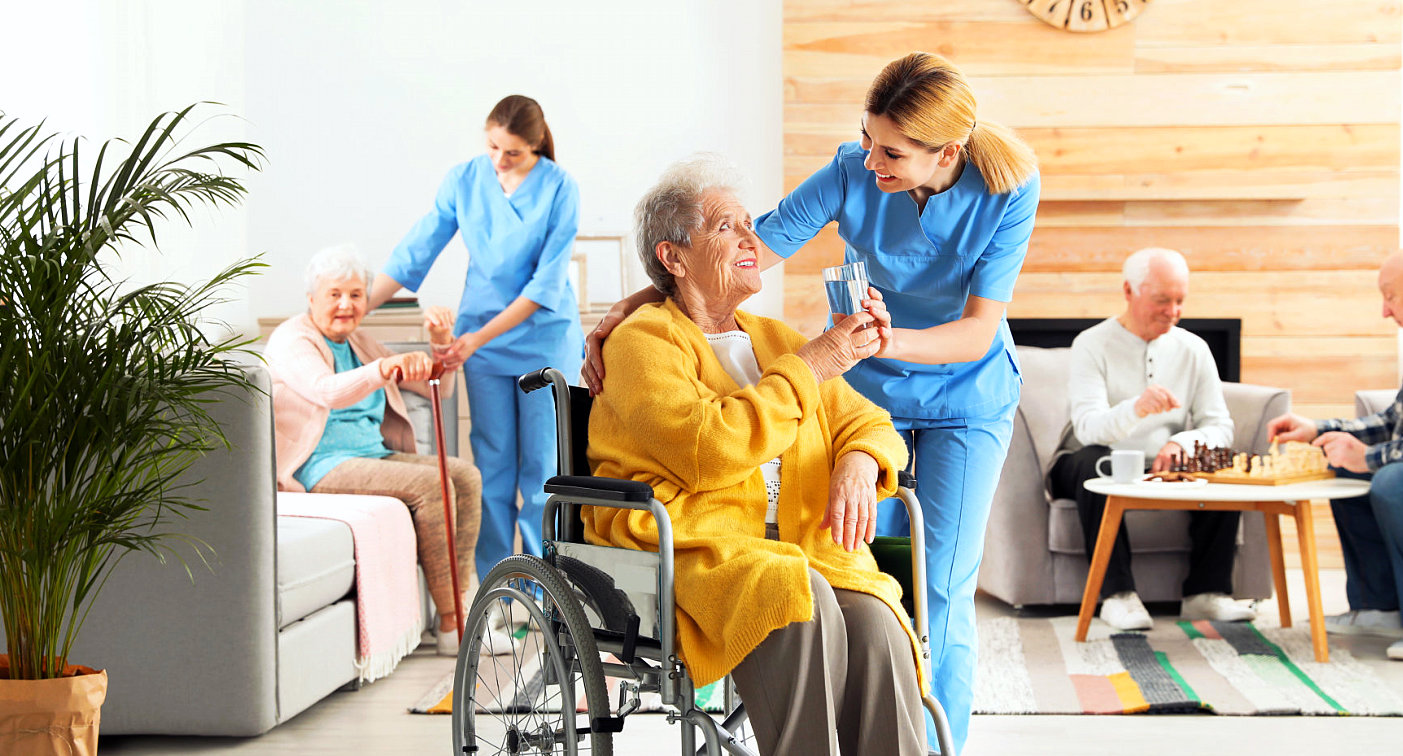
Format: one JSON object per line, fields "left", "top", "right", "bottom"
{"left": 1, "top": 0, "right": 784, "bottom": 333}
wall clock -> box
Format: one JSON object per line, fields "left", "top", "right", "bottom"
{"left": 1022, "top": 0, "right": 1150, "bottom": 32}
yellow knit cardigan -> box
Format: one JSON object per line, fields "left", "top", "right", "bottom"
{"left": 584, "top": 300, "right": 925, "bottom": 690}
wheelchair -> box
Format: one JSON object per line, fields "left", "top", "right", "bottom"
{"left": 451, "top": 367, "right": 955, "bottom": 756}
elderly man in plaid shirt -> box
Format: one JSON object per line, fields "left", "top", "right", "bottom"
{"left": 1270, "top": 251, "right": 1403, "bottom": 661}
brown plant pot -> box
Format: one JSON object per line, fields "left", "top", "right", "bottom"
{"left": 0, "top": 655, "right": 107, "bottom": 756}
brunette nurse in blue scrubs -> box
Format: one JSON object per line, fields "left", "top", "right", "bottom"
{"left": 370, "top": 95, "right": 584, "bottom": 585}
{"left": 583, "top": 53, "right": 1039, "bottom": 752}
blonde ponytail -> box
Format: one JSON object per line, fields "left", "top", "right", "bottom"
{"left": 964, "top": 120, "right": 1036, "bottom": 195}
{"left": 866, "top": 52, "right": 1037, "bottom": 195}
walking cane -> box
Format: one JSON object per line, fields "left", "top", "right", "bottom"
{"left": 427, "top": 362, "right": 466, "bottom": 636}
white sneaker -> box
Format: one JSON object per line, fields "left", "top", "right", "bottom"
{"left": 1181, "top": 592, "right": 1256, "bottom": 623}
{"left": 436, "top": 626, "right": 459, "bottom": 656}
{"left": 1324, "top": 609, "right": 1403, "bottom": 638}
{"left": 1388, "top": 639, "right": 1403, "bottom": 661}
{"left": 1099, "top": 591, "right": 1153, "bottom": 631}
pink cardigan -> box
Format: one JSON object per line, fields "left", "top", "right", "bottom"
{"left": 265, "top": 313, "right": 453, "bottom": 492}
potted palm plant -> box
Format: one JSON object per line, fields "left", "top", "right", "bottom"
{"left": 0, "top": 105, "right": 264, "bottom": 755}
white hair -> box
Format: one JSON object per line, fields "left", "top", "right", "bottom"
{"left": 1123, "top": 247, "right": 1189, "bottom": 294}
{"left": 633, "top": 154, "right": 748, "bottom": 297}
{"left": 305, "top": 244, "right": 373, "bottom": 296}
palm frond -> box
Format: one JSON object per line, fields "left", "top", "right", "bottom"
{"left": 0, "top": 104, "right": 264, "bottom": 680}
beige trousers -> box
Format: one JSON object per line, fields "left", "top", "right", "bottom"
{"left": 311, "top": 452, "right": 482, "bottom": 621}
{"left": 729, "top": 566, "right": 925, "bottom": 756}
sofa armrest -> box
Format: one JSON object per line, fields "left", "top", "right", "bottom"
{"left": 63, "top": 365, "right": 280, "bottom": 735}
{"left": 1357, "top": 388, "right": 1396, "bottom": 418}
{"left": 1223, "top": 382, "right": 1291, "bottom": 455}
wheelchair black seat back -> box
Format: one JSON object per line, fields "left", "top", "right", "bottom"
{"left": 450, "top": 367, "right": 954, "bottom": 756}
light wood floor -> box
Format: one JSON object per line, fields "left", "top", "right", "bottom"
{"left": 101, "top": 568, "right": 1403, "bottom": 755}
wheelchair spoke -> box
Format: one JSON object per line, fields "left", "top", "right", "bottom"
{"left": 457, "top": 557, "right": 612, "bottom": 755}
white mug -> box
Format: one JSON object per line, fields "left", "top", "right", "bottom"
{"left": 1096, "top": 449, "right": 1146, "bottom": 484}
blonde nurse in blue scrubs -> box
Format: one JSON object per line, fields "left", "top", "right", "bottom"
{"left": 583, "top": 53, "right": 1039, "bottom": 752}
{"left": 370, "top": 94, "right": 584, "bottom": 588}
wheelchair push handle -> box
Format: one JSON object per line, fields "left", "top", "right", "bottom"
{"left": 518, "top": 367, "right": 557, "bottom": 394}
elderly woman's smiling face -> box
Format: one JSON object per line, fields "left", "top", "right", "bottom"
{"left": 668, "top": 189, "right": 762, "bottom": 310}
{"left": 308, "top": 274, "right": 369, "bottom": 343}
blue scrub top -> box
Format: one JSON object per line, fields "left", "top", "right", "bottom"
{"left": 386, "top": 154, "right": 585, "bottom": 376}
{"left": 755, "top": 141, "right": 1040, "bottom": 420}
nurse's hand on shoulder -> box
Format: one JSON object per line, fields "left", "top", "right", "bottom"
{"left": 380, "top": 351, "right": 434, "bottom": 382}
{"left": 797, "top": 311, "right": 881, "bottom": 383}
{"left": 824, "top": 451, "right": 880, "bottom": 551}
{"left": 582, "top": 300, "right": 632, "bottom": 396}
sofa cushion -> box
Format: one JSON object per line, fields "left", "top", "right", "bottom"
{"left": 276, "top": 515, "right": 355, "bottom": 629}
{"left": 1358, "top": 388, "right": 1397, "bottom": 418}
{"left": 1014, "top": 346, "right": 1072, "bottom": 472}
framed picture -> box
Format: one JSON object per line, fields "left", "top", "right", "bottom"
{"left": 573, "top": 235, "right": 628, "bottom": 311}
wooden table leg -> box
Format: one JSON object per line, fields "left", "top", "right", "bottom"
{"left": 1262, "top": 510, "right": 1292, "bottom": 628}
{"left": 1294, "top": 499, "right": 1329, "bottom": 662}
{"left": 1076, "top": 496, "right": 1127, "bottom": 642}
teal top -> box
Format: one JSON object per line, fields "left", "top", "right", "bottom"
{"left": 294, "top": 338, "right": 394, "bottom": 490}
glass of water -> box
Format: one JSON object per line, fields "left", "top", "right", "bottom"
{"left": 822, "top": 261, "right": 869, "bottom": 318}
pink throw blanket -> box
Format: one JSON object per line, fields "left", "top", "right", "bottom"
{"left": 278, "top": 492, "right": 425, "bottom": 683}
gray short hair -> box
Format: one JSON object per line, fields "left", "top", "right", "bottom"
{"left": 305, "top": 244, "right": 373, "bottom": 296}
{"left": 634, "top": 155, "right": 745, "bottom": 297}
{"left": 1123, "top": 247, "right": 1189, "bottom": 294}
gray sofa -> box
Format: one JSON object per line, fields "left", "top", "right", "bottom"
{"left": 0, "top": 348, "right": 457, "bottom": 736}
{"left": 1358, "top": 387, "right": 1396, "bottom": 417}
{"left": 979, "top": 345, "right": 1285, "bottom": 608}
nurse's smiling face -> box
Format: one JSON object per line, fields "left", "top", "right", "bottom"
{"left": 308, "top": 274, "right": 369, "bottom": 343}
{"left": 860, "top": 113, "right": 956, "bottom": 194}
{"left": 485, "top": 123, "right": 539, "bottom": 179}
{"left": 659, "top": 189, "right": 762, "bottom": 329}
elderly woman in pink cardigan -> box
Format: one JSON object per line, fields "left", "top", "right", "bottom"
{"left": 265, "top": 246, "right": 503, "bottom": 656}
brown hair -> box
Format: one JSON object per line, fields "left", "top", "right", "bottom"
{"left": 486, "top": 94, "right": 555, "bottom": 163}
{"left": 865, "top": 52, "right": 1036, "bottom": 195}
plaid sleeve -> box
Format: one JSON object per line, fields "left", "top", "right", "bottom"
{"left": 1316, "top": 387, "right": 1403, "bottom": 471}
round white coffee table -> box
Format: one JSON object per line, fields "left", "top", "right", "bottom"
{"left": 1077, "top": 476, "right": 1371, "bottom": 662}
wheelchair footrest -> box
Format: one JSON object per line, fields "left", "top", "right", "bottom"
{"left": 590, "top": 716, "right": 626, "bottom": 734}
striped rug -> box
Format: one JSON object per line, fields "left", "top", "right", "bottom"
{"left": 974, "top": 616, "right": 1403, "bottom": 716}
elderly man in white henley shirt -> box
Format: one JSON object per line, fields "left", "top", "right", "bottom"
{"left": 1049, "top": 247, "right": 1255, "bottom": 631}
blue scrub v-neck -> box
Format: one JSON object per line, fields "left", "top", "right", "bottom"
{"left": 386, "top": 153, "right": 584, "bottom": 377}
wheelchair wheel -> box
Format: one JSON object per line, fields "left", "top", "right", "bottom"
{"left": 453, "top": 555, "right": 613, "bottom": 755}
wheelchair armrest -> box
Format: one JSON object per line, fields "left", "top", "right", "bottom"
{"left": 545, "top": 475, "right": 654, "bottom": 503}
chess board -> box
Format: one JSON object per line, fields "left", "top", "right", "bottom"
{"left": 1198, "top": 469, "right": 1335, "bottom": 486}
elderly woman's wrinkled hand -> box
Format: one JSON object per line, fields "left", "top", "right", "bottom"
{"left": 379, "top": 351, "right": 435, "bottom": 382}
{"left": 823, "top": 451, "right": 880, "bottom": 551}
{"left": 796, "top": 311, "right": 883, "bottom": 383}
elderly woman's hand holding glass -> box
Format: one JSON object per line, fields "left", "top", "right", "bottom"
{"left": 584, "top": 158, "right": 925, "bottom": 756}
{"left": 264, "top": 248, "right": 512, "bottom": 658}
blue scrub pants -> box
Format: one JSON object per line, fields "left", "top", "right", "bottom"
{"left": 465, "top": 369, "right": 558, "bottom": 581}
{"left": 1331, "top": 464, "right": 1403, "bottom": 612}
{"left": 878, "top": 399, "right": 1017, "bottom": 754}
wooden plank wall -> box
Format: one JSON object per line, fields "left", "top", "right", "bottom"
{"left": 783, "top": 0, "right": 1402, "bottom": 569}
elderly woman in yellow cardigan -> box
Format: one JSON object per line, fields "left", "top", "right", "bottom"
{"left": 585, "top": 157, "right": 925, "bottom": 756}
